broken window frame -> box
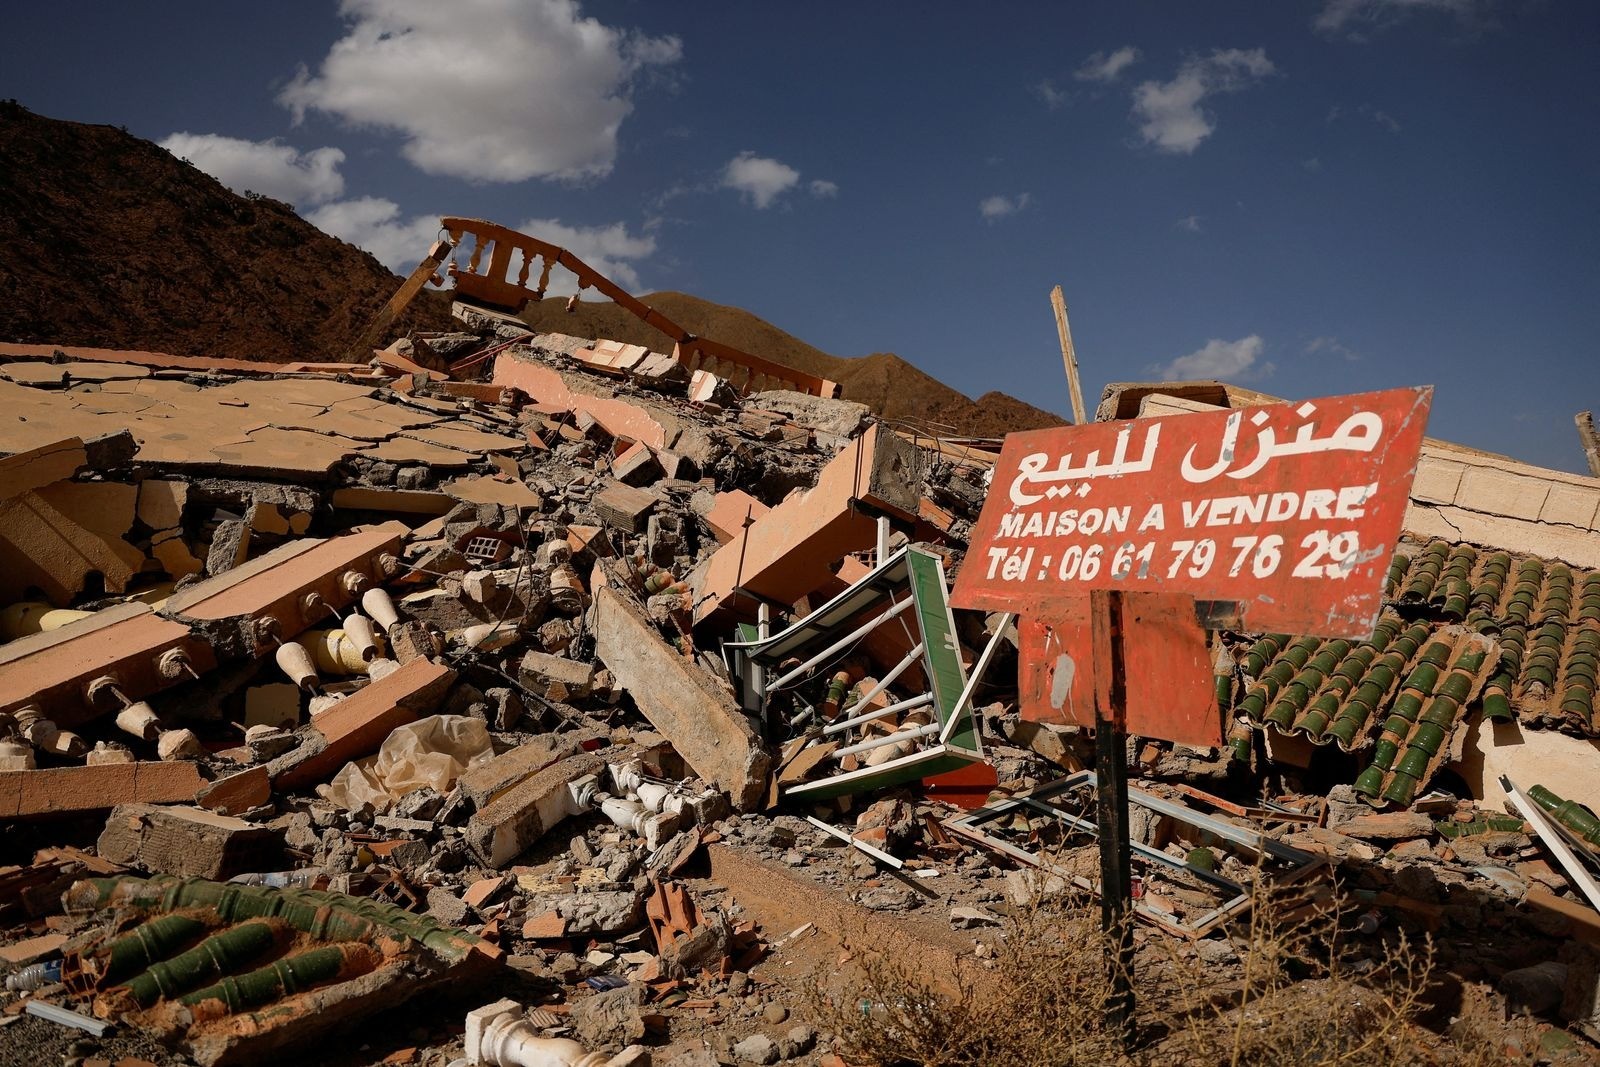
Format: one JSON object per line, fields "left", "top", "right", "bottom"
{"left": 726, "top": 545, "right": 1003, "bottom": 800}
{"left": 943, "top": 771, "right": 1326, "bottom": 938}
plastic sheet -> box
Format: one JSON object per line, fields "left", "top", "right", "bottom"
{"left": 325, "top": 714, "right": 493, "bottom": 812}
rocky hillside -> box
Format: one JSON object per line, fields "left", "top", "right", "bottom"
{"left": 0, "top": 101, "right": 451, "bottom": 362}
{"left": 0, "top": 103, "right": 1062, "bottom": 437}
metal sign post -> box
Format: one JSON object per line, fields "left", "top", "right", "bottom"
{"left": 1090, "top": 588, "right": 1134, "bottom": 1033}
{"left": 951, "top": 386, "right": 1433, "bottom": 1035}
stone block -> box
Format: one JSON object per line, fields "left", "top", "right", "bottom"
{"left": 1456, "top": 466, "right": 1550, "bottom": 522}
{"left": 97, "top": 803, "right": 283, "bottom": 879}
{"left": 1540, "top": 483, "right": 1600, "bottom": 529}
{"left": 0, "top": 437, "right": 87, "bottom": 502}
{"left": 1408, "top": 455, "right": 1464, "bottom": 506}
{"left": 519, "top": 650, "right": 596, "bottom": 702}
{"left": 595, "top": 577, "right": 771, "bottom": 812}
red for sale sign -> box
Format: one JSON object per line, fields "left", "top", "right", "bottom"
{"left": 951, "top": 386, "right": 1432, "bottom": 638}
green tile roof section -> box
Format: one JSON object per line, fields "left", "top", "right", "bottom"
{"left": 1223, "top": 536, "right": 1599, "bottom": 808}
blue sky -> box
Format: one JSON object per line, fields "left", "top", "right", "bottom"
{"left": 3, "top": 1, "right": 1597, "bottom": 471}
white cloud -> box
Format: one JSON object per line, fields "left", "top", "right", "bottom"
{"left": 1131, "top": 49, "right": 1276, "bottom": 155}
{"left": 279, "top": 0, "right": 682, "bottom": 183}
{"left": 160, "top": 133, "right": 346, "bottom": 205}
{"left": 1328, "top": 103, "right": 1403, "bottom": 132}
{"left": 979, "top": 193, "right": 1031, "bottom": 220}
{"left": 1303, "top": 156, "right": 1323, "bottom": 172}
{"left": 1155, "top": 335, "right": 1272, "bottom": 380}
{"left": 722, "top": 152, "right": 801, "bottom": 209}
{"left": 1315, "top": 0, "right": 1494, "bottom": 36}
{"left": 513, "top": 217, "right": 657, "bottom": 291}
{"left": 305, "top": 198, "right": 656, "bottom": 291}
{"left": 808, "top": 179, "right": 839, "bottom": 198}
{"left": 305, "top": 197, "right": 444, "bottom": 272}
{"left": 1362, "top": 104, "right": 1402, "bottom": 132}
{"left": 1075, "top": 46, "right": 1141, "bottom": 83}
{"left": 1035, "top": 79, "right": 1067, "bottom": 109}
{"left": 1306, "top": 336, "right": 1360, "bottom": 361}
{"left": 1176, "top": 214, "right": 1203, "bottom": 233}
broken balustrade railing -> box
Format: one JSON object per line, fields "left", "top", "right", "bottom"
{"left": 725, "top": 545, "right": 1010, "bottom": 800}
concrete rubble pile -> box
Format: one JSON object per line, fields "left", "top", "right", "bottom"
{"left": 3, "top": 293, "right": 1600, "bottom": 1063}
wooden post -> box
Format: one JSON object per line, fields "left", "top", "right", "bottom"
{"left": 1050, "top": 285, "right": 1090, "bottom": 426}
{"left": 1090, "top": 587, "right": 1134, "bottom": 1038}
{"left": 345, "top": 239, "right": 453, "bottom": 364}
{"left": 1577, "top": 411, "right": 1600, "bottom": 478}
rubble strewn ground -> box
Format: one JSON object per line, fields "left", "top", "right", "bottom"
{"left": 4, "top": 270, "right": 1600, "bottom": 1067}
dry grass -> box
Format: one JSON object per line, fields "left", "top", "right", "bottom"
{"left": 807, "top": 864, "right": 1527, "bottom": 1067}
{"left": 805, "top": 878, "right": 1130, "bottom": 1066}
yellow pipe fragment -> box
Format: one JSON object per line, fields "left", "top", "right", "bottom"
{"left": 297, "top": 628, "right": 378, "bottom": 676}
{"left": 0, "top": 602, "right": 93, "bottom": 640}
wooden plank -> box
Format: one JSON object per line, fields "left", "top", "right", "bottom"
{"left": 1050, "top": 285, "right": 1089, "bottom": 425}
{"left": 345, "top": 239, "right": 453, "bottom": 362}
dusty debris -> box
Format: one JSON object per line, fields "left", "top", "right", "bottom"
{"left": 1, "top": 219, "right": 1598, "bottom": 1067}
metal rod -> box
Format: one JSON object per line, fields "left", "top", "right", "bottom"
{"left": 832, "top": 643, "right": 925, "bottom": 723}
{"left": 825, "top": 691, "right": 933, "bottom": 735}
{"left": 832, "top": 721, "right": 940, "bottom": 759}
{"left": 766, "top": 596, "right": 915, "bottom": 691}
{"left": 754, "top": 603, "right": 770, "bottom": 697}
{"left": 804, "top": 815, "right": 904, "bottom": 869}
{"left": 25, "top": 999, "right": 112, "bottom": 1036}
{"left": 1091, "top": 588, "right": 1134, "bottom": 1041}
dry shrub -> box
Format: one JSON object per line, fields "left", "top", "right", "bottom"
{"left": 1157, "top": 871, "right": 1441, "bottom": 1066}
{"left": 809, "top": 862, "right": 1510, "bottom": 1066}
{"left": 805, "top": 875, "right": 1133, "bottom": 1066}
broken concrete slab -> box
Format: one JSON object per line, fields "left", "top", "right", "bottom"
{"left": 464, "top": 748, "right": 611, "bottom": 868}
{"left": 0, "top": 437, "right": 88, "bottom": 501}
{"left": 494, "top": 351, "right": 669, "bottom": 448}
{"left": 594, "top": 579, "right": 770, "bottom": 812}
{"left": 703, "top": 489, "right": 770, "bottom": 545}
{"left": 0, "top": 488, "right": 139, "bottom": 603}
{"left": 97, "top": 802, "right": 283, "bottom": 879}
{"left": 136, "top": 478, "right": 188, "bottom": 529}
{"left": 748, "top": 391, "right": 871, "bottom": 450}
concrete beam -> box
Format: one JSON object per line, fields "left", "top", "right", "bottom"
{"left": 161, "top": 522, "right": 407, "bottom": 659}
{"left": 594, "top": 578, "right": 771, "bottom": 812}
{"left": 268, "top": 657, "right": 456, "bottom": 790}
{"left": 464, "top": 748, "right": 611, "bottom": 868}
{"left": 691, "top": 424, "right": 924, "bottom": 623}
{"left": 0, "top": 602, "right": 217, "bottom": 729}
{"left": 0, "top": 761, "right": 206, "bottom": 819}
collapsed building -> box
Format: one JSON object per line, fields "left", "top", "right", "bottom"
{"left": 2, "top": 219, "right": 1600, "bottom": 1065}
